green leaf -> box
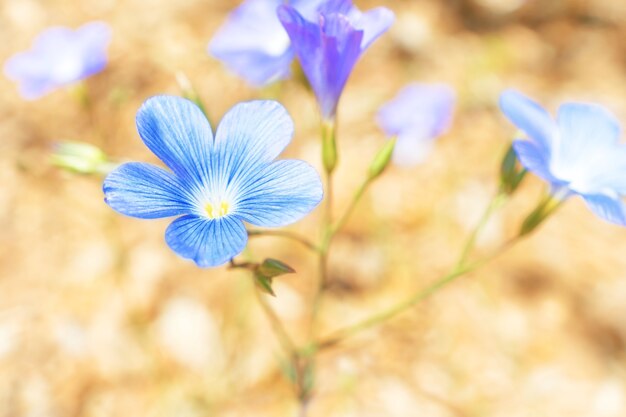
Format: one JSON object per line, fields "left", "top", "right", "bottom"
{"left": 499, "top": 143, "right": 527, "bottom": 194}
{"left": 254, "top": 272, "right": 276, "bottom": 297}
{"left": 258, "top": 258, "right": 296, "bottom": 279}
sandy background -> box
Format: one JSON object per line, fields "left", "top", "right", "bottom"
{"left": 1, "top": 0, "right": 626, "bottom": 415}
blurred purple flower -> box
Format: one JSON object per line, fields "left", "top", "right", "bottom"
{"left": 4, "top": 22, "right": 111, "bottom": 99}
{"left": 209, "top": 0, "right": 325, "bottom": 87}
{"left": 278, "top": 0, "right": 394, "bottom": 119}
{"left": 500, "top": 89, "right": 626, "bottom": 226}
{"left": 377, "top": 83, "right": 456, "bottom": 166}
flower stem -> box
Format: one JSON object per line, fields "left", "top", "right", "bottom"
{"left": 313, "top": 192, "right": 512, "bottom": 350}
{"left": 330, "top": 177, "right": 372, "bottom": 237}
{"left": 247, "top": 229, "right": 320, "bottom": 253}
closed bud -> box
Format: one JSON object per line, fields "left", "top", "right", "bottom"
{"left": 321, "top": 120, "right": 338, "bottom": 174}
{"left": 368, "top": 138, "right": 396, "bottom": 180}
{"left": 500, "top": 143, "right": 526, "bottom": 194}
{"left": 51, "top": 141, "right": 115, "bottom": 175}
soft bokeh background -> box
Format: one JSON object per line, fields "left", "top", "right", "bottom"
{"left": 1, "top": 0, "right": 626, "bottom": 415}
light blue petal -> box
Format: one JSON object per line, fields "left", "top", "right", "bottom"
{"left": 575, "top": 146, "right": 626, "bottom": 194}
{"left": 555, "top": 102, "right": 621, "bottom": 164}
{"left": 583, "top": 194, "right": 626, "bottom": 226}
{"left": 103, "top": 162, "right": 195, "bottom": 219}
{"left": 235, "top": 159, "right": 323, "bottom": 227}
{"left": 351, "top": 7, "right": 394, "bottom": 49}
{"left": 136, "top": 96, "right": 213, "bottom": 187}
{"left": 76, "top": 21, "right": 111, "bottom": 77}
{"left": 392, "top": 134, "right": 435, "bottom": 167}
{"left": 499, "top": 89, "right": 557, "bottom": 153}
{"left": 377, "top": 83, "right": 455, "bottom": 138}
{"left": 512, "top": 140, "right": 559, "bottom": 185}
{"left": 165, "top": 215, "right": 247, "bottom": 267}
{"left": 209, "top": 0, "right": 293, "bottom": 86}
{"left": 213, "top": 100, "right": 293, "bottom": 191}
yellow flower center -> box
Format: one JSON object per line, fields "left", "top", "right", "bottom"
{"left": 205, "top": 201, "right": 230, "bottom": 219}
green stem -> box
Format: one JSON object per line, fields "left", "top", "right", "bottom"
{"left": 456, "top": 192, "right": 507, "bottom": 267}
{"left": 313, "top": 192, "right": 511, "bottom": 350}
{"left": 247, "top": 230, "right": 320, "bottom": 253}
{"left": 330, "top": 177, "right": 372, "bottom": 237}
{"left": 253, "top": 283, "right": 297, "bottom": 354}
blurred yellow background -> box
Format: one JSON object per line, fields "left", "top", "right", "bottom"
{"left": 1, "top": 0, "right": 626, "bottom": 415}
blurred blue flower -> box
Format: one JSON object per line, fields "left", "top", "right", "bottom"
{"left": 278, "top": 0, "right": 394, "bottom": 119}
{"left": 377, "top": 83, "right": 455, "bottom": 166}
{"left": 209, "top": 0, "right": 325, "bottom": 87}
{"left": 500, "top": 89, "right": 626, "bottom": 226}
{"left": 4, "top": 22, "right": 111, "bottom": 99}
{"left": 103, "top": 96, "right": 323, "bottom": 267}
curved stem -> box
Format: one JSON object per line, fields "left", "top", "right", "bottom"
{"left": 314, "top": 192, "right": 512, "bottom": 350}
{"left": 330, "top": 177, "right": 372, "bottom": 237}
{"left": 253, "top": 284, "right": 297, "bottom": 354}
{"left": 247, "top": 229, "right": 320, "bottom": 253}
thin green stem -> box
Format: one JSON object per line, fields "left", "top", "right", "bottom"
{"left": 247, "top": 229, "right": 320, "bottom": 253}
{"left": 456, "top": 193, "right": 507, "bottom": 267}
{"left": 313, "top": 192, "right": 512, "bottom": 350}
{"left": 330, "top": 177, "right": 372, "bottom": 237}
{"left": 253, "top": 283, "right": 297, "bottom": 354}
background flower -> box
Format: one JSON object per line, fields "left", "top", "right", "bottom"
{"left": 278, "top": 0, "right": 394, "bottom": 119}
{"left": 4, "top": 21, "right": 111, "bottom": 99}
{"left": 209, "top": 0, "right": 326, "bottom": 87}
{"left": 377, "top": 83, "right": 456, "bottom": 166}
{"left": 500, "top": 89, "right": 626, "bottom": 225}
{"left": 103, "top": 96, "right": 323, "bottom": 267}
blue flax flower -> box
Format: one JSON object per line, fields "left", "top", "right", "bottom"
{"left": 103, "top": 96, "right": 323, "bottom": 267}
{"left": 500, "top": 89, "right": 626, "bottom": 226}
{"left": 209, "top": 0, "right": 325, "bottom": 87}
{"left": 377, "top": 83, "right": 456, "bottom": 166}
{"left": 4, "top": 21, "right": 111, "bottom": 99}
{"left": 278, "top": 0, "right": 394, "bottom": 119}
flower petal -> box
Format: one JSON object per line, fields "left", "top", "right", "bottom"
{"left": 76, "top": 21, "right": 111, "bottom": 77}
{"left": 350, "top": 6, "right": 394, "bottom": 49}
{"left": 213, "top": 100, "right": 293, "bottom": 189}
{"left": 209, "top": 0, "right": 293, "bottom": 86}
{"left": 392, "top": 134, "right": 435, "bottom": 167}
{"left": 165, "top": 215, "right": 248, "bottom": 267}
{"left": 499, "top": 89, "right": 557, "bottom": 153}
{"left": 103, "top": 162, "right": 195, "bottom": 219}
{"left": 235, "top": 160, "right": 323, "bottom": 227}
{"left": 583, "top": 194, "right": 626, "bottom": 226}
{"left": 136, "top": 95, "right": 214, "bottom": 187}
{"left": 512, "top": 140, "right": 559, "bottom": 185}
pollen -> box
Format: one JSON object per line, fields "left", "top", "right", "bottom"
{"left": 205, "top": 201, "right": 230, "bottom": 219}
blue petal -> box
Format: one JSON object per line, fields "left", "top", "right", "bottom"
{"left": 555, "top": 102, "right": 621, "bottom": 165}
{"left": 583, "top": 194, "right": 626, "bottom": 226}
{"left": 499, "top": 90, "right": 557, "bottom": 153}
{"left": 377, "top": 83, "right": 455, "bottom": 138}
{"left": 349, "top": 6, "right": 394, "bottom": 49}
{"left": 278, "top": 5, "right": 363, "bottom": 119}
{"left": 575, "top": 146, "right": 626, "bottom": 194}
{"left": 136, "top": 96, "right": 214, "bottom": 187}
{"left": 103, "top": 162, "right": 195, "bottom": 219}
{"left": 512, "top": 140, "right": 559, "bottom": 185}
{"left": 213, "top": 100, "right": 294, "bottom": 188}
{"left": 209, "top": 0, "right": 293, "bottom": 86}
{"left": 75, "top": 21, "right": 111, "bottom": 77}
{"left": 235, "top": 160, "right": 323, "bottom": 227}
{"left": 165, "top": 215, "right": 247, "bottom": 267}
{"left": 4, "top": 52, "right": 53, "bottom": 99}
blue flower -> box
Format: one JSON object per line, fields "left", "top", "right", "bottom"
{"left": 4, "top": 22, "right": 111, "bottom": 99}
{"left": 500, "top": 89, "right": 626, "bottom": 226}
{"left": 278, "top": 0, "right": 394, "bottom": 119}
{"left": 377, "top": 83, "right": 456, "bottom": 166}
{"left": 209, "top": 0, "right": 325, "bottom": 87}
{"left": 103, "top": 96, "right": 323, "bottom": 267}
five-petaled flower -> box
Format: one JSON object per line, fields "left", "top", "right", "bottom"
{"left": 4, "top": 21, "right": 111, "bottom": 99}
{"left": 500, "top": 89, "right": 626, "bottom": 226}
{"left": 103, "top": 96, "right": 323, "bottom": 267}
{"left": 278, "top": 0, "right": 394, "bottom": 119}
{"left": 377, "top": 83, "right": 456, "bottom": 166}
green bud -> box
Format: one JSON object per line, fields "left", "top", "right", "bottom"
{"left": 519, "top": 194, "right": 563, "bottom": 236}
{"left": 51, "top": 141, "right": 114, "bottom": 175}
{"left": 368, "top": 138, "right": 396, "bottom": 180}
{"left": 499, "top": 144, "right": 527, "bottom": 194}
{"left": 176, "top": 72, "right": 210, "bottom": 121}
{"left": 321, "top": 120, "right": 338, "bottom": 174}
